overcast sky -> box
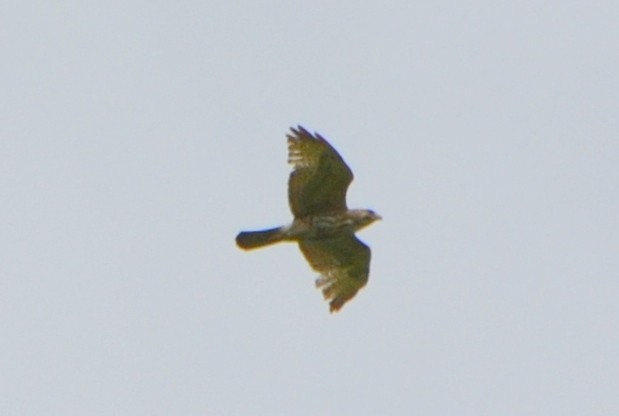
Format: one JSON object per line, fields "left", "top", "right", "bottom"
{"left": 2, "top": 2, "right": 618, "bottom": 415}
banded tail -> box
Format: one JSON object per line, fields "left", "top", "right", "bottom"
{"left": 236, "top": 227, "right": 286, "bottom": 250}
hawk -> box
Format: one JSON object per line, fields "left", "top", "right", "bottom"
{"left": 235, "top": 126, "right": 381, "bottom": 312}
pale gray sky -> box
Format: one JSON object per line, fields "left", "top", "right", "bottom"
{"left": 2, "top": 2, "right": 618, "bottom": 415}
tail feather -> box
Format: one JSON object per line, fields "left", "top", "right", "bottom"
{"left": 236, "top": 227, "right": 285, "bottom": 250}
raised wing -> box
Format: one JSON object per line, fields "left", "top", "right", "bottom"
{"left": 298, "top": 234, "right": 370, "bottom": 312}
{"left": 287, "top": 126, "right": 353, "bottom": 218}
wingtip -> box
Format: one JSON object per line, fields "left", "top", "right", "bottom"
{"left": 289, "top": 125, "right": 312, "bottom": 136}
{"left": 329, "top": 299, "right": 344, "bottom": 313}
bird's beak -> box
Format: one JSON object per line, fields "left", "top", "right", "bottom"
{"left": 374, "top": 213, "right": 382, "bottom": 221}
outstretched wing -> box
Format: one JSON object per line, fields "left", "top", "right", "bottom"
{"left": 287, "top": 126, "right": 353, "bottom": 218}
{"left": 298, "top": 234, "right": 371, "bottom": 312}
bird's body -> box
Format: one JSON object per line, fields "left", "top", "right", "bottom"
{"left": 235, "top": 126, "right": 380, "bottom": 312}
{"left": 236, "top": 209, "right": 378, "bottom": 248}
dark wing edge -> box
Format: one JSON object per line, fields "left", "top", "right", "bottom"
{"left": 298, "top": 234, "right": 371, "bottom": 312}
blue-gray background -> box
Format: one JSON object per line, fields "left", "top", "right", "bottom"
{"left": 2, "top": 2, "right": 618, "bottom": 415}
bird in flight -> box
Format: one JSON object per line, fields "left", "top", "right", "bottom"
{"left": 236, "top": 126, "right": 381, "bottom": 312}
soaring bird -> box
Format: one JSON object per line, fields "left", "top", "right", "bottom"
{"left": 236, "top": 126, "right": 380, "bottom": 312}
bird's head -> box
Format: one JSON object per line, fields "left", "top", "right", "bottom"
{"left": 349, "top": 209, "right": 382, "bottom": 231}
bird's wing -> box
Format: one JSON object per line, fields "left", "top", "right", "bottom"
{"left": 298, "top": 234, "right": 370, "bottom": 312}
{"left": 287, "top": 126, "right": 353, "bottom": 217}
